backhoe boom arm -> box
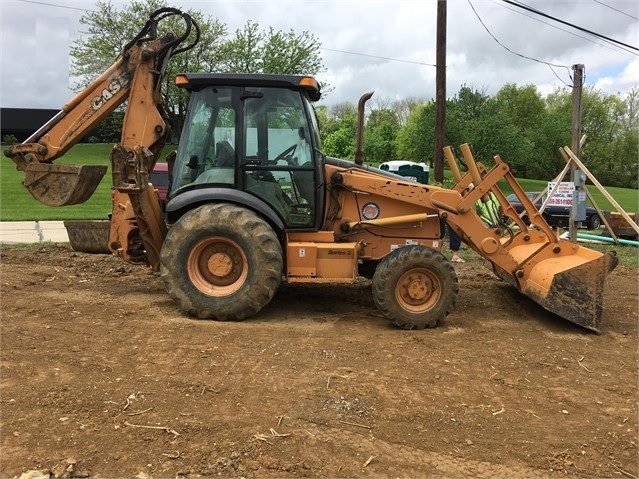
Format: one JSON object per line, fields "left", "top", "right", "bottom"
{"left": 5, "top": 7, "right": 196, "bottom": 173}
{"left": 3, "top": 8, "right": 199, "bottom": 270}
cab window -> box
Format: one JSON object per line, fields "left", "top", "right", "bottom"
{"left": 243, "top": 88, "right": 316, "bottom": 227}
{"left": 172, "top": 87, "right": 237, "bottom": 193}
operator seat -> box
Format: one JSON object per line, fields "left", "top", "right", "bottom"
{"left": 215, "top": 140, "right": 235, "bottom": 167}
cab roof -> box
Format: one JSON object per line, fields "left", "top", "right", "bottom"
{"left": 175, "top": 73, "right": 321, "bottom": 101}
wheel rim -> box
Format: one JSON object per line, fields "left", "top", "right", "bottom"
{"left": 395, "top": 268, "right": 441, "bottom": 313}
{"left": 187, "top": 237, "right": 248, "bottom": 297}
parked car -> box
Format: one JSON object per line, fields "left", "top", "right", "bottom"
{"left": 506, "top": 192, "right": 602, "bottom": 230}
{"left": 150, "top": 162, "right": 169, "bottom": 211}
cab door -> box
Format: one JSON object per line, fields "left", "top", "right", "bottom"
{"left": 240, "top": 87, "right": 320, "bottom": 229}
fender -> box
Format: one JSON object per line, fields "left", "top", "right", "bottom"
{"left": 165, "top": 187, "right": 286, "bottom": 234}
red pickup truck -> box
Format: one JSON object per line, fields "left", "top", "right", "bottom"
{"left": 150, "top": 162, "right": 169, "bottom": 211}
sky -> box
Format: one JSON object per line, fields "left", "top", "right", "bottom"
{"left": 0, "top": 0, "right": 637, "bottom": 111}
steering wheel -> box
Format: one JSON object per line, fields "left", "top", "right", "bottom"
{"left": 272, "top": 144, "right": 297, "bottom": 165}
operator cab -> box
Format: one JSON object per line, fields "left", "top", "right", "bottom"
{"left": 169, "top": 73, "right": 324, "bottom": 230}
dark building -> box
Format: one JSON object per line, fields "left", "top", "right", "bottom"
{"left": 1, "top": 108, "right": 59, "bottom": 142}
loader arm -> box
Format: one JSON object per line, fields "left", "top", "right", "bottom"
{"left": 326, "top": 144, "right": 617, "bottom": 333}
{"left": 4, "top": 8, "right": 199, "bottom": 270}
{"left": 439, "top": 146, "right": 617, "bottom": 332}
{"left": 438, "top": 147, "right": 617, "bottom": 332}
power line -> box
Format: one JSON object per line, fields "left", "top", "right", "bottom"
{"left": 467, "top": 0, "right": 572, "bottom": 86}
{"left": 321, "top": 47, "right": 436, "bottom": 67}
{"left": 492, "top": 0, "right": 637, "bottom": 57}
{"left": 15, "top": 0, "right": 94, "bottom": 12}
{"left": 502, "top": 0, "right": 639, "bottom": 53}
{"left": 592, "top": 0, "right": 639, "bottom": 21}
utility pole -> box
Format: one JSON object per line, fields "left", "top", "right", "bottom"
{"left": 569, "top": 64, "right": 584, "bottom": 242}
{"left": 571, "top": 64, "right": 584, "bottom": 158}
{"left": 434, "top": 0, "right": 447, "bottom": 184}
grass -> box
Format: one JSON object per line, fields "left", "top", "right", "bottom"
{"left": 2, "top": 143, "right": 638, "bottom": 220}
{"left": 1, "top": 143, "right": 115, "bottom": 221}
{"left": 1, "top": 143, "right": 177, "bottom": 221}
{"left": 586, "top": 242, "right": 638, "bottom": 269}
{"left": 448, "top": 240, "right": 638, "bottom": 269}
{"left": 497, "top": 178, "right": 639, "bottom": 213}
{"left": 2, "top": 142, "right": 636, "bottom": 269}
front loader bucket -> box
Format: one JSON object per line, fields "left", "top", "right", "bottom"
{"left": 22, "top": 163, "right": 108, "bottom": 206}
{"left": 493, "top": 242, "right": 618, "bottom": 333}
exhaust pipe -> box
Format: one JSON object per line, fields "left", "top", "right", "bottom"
{"left": 354, "top": 91, "right": 374, "bottom": 165}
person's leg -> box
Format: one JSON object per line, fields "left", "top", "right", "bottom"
{"left": 448, "top": 227, "right": 465, "bottom": 262}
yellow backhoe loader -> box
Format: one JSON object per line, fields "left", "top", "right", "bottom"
{"left": 5, "top": 8, "right": 617, "bottom": 332}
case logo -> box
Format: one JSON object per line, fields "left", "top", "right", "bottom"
{"left": 91, "top": 72, "right": 130, "bottom": 111}
{"left": 361, "top": 202, "right": 380, "bottom": 220}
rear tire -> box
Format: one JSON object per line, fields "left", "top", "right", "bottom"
{"left": 160, "top": 203, "right": 283, "bottom": 320}
{"left": 372, "top": 245, "right": 458, "bottom": 329}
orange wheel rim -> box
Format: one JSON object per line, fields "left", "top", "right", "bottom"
{"left": 395, "top": 268, "right": 440, "bottom": 313}
{"left": 187, "top": 237, "right": 248, "bottom": 297}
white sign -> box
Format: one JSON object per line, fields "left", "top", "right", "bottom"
{"left": 546, "top": 181, "right": 575, "bottom": 207}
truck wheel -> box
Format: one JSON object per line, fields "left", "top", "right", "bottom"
{"left": 589, "top": 214, "right": 601, "bottom": 230}
{"left": 372, "top": 245, "right": 458, "bottom": 329}
{"left": 160, "top": 203, "right": 283, "bottom": 320}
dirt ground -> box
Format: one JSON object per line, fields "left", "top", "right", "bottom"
{"left": 1, "top": 244, "right": 637, "bottom": 479}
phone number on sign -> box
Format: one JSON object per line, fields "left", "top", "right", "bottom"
{"left": 549, "top": 198, "right": 573, "bottom": 206}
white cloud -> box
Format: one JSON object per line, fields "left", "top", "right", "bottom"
{"left": 593, "top": 58, "right": 639, "bottom": 93}
{"left": 0, "top": 0, "right": 637, "bottom": 110}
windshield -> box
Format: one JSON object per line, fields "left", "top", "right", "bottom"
{"left": 171, "top": 87, "right": 236, "bottom": 194}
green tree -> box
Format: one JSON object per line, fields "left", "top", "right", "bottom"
{"left": 359, "top": 82, "right": 638, "bottom": 187}
{"left": 445, "top": 85, "right": 492, "bottom": 151}
{"left": 363, "top": 109, "right": 400, "bottom": 164}
{"left": 221, "top": 20, "right": 325, "bottom": 77}
{"left": 87, "top": 110, "right": 124, "bottom": 143}
{"left": 444, "top": 86, "right": 523, "bottom": 174}
{"left": 2, "top": 134, "right": 18, "bottom": 145}
{"left": 395, "top": 101, "right": 435, "bottom": 164}
{"left": 495, "top": 84, "right": 545, "bottom": 131}
{"left": 545, "top": 86, "right": 638, "bottom": 188}
{"left": 580, "top": 87, "right": 638, "bottom": 188}
{"left": 394, "top": 85, "right": 530, "bottom": 177}
{"left": 617, "top": 86, "right": 639, "bottom": 188}
{"left": 71, "top": 0, "right": 325, "bottom": 140}
{"left": 320, "top": 105, "right": 358, "bottom": 160}
{"left": 390, "top": 97, "right": 423, "bottom": 128}
{"left": 314, "top": 104, "right": 341, "bottom": 146}
{"left": 493, "top": 83, "right": 564, "bottom": 179}
{"left": 71, "top": 0, "right": 227, "bottom": 139}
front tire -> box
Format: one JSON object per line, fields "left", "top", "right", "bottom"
{"left": 160, "top": 203, "right": 283, "bottom": 320}
{"left": 372, "top": 245, "right": 458, "bottom": 329}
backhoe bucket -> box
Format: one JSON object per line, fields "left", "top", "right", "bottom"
{"left": 493, "top": 242, "right": 618, "bottom": 333}
{"left": 22, "top": 163, "right": 108, "bottom": 206}
{"left": 64, "top": 220, "right": 111, "bottom": 254}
